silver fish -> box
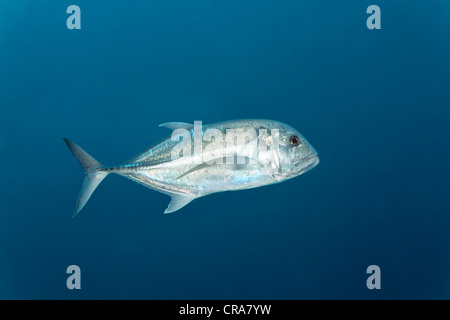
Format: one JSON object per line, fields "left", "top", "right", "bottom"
{"left": 64, "top": 119, "right": 319, "bottom": 216}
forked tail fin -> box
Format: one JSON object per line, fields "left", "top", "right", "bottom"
{"left": 63, "top": 138, "right": 109, "bottom": 217}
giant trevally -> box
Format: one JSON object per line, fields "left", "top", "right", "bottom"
{"left": 64, "top": 119, "right": 319, "bottom": 216}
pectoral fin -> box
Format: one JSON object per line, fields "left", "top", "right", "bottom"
{"left": 176, "top": 162, "right": 209, "bottom": 180}
{"left": 175, "top": 157, "right": 262, "bottom": 180}
{"left": 164, "top": 193, "right": 197, "bottom": 214}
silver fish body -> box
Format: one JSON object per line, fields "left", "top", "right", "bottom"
{"left": 64, "top": 119, "right": 319, "bottom": 215}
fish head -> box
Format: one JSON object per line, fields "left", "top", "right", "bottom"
{"left": 273, "top": 122, "right": 319, "bottom": 179}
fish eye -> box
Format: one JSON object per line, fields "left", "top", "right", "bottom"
{"left": 289, "top": 135, "right": 301, "bottom": 146}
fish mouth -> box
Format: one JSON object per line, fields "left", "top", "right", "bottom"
{"left": 296, "top": 154, "right": 319, "bottom": 174}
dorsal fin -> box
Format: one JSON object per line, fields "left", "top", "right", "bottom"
{"left": 123, "top": 122, "right": 193, "bottom": 165}
{"left": 159, "top": 122, "right": 193, "bottom": 131}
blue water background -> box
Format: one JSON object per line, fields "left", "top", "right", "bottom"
{"left": 0, "top": 0, "right": 450, "bottom": 299}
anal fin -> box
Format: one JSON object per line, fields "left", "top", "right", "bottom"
{"left": 165, "top": 193, "right": 197, "bottom": 214}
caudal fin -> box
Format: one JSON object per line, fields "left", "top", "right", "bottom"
{"left": 63, "top": 138, "right": 109, "bottom": 217}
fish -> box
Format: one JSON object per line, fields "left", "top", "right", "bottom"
{"left": 64, "top": 119, "right": 319, "bottom": 216}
